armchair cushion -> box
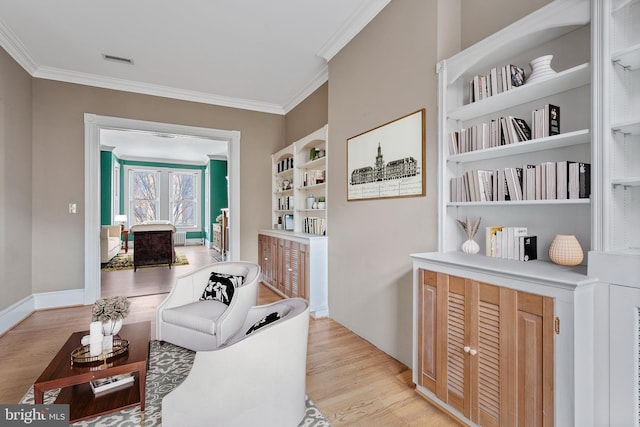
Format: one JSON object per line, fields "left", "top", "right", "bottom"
{"left": 200, "top": 272, "right": 244, "bottom": 305}
{"left": 162, "top": 300, "right": 228, "bottom": 334}
{"left": 246, "top": 312, "right": 281, "bottom": 335}
{"left": 156, "top": 261, "right": 261, "bottom": 351}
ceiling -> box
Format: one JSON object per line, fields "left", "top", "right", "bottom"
{"left": 0, "top": 0, "right": 390, "bottom": 115}
{"left": 0, "top": 0, "right": 389, "bottom": 162}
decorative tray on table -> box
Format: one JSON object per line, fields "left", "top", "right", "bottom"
{"left": 70, "top": 338, "right": 129, "bottom": 365}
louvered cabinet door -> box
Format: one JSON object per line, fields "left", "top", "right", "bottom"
{"left": 258, "top": 234, "right": 272, "bottom": 285}
{"left": 444, "top": 275, "right": 473, "bottom": 418}
{"left": 471, "top": 282, "right": 517, "bottom": 427}
{"left": 417, "top": 270, "right": 441, "bottom": 394}
{"left": 276, "top": 237, "right": 287, "bottom": 294}
{"left": 290, "top": 242, "right": 309, "bottom": 299}
{"left": 515, "top": 291, "right": 554, "bottom": 427}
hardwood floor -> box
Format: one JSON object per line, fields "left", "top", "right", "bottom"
{"left": 0, "top": 246, "right": 460, "bottom": 426}
{"left": 101, "top": 244, "right": 223, "bottom": 298}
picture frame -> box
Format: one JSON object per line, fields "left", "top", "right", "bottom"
{"left": 283, "top": 214, "right": 294, "bottom": 231}
{"left": 347, "top": 109, "right": 425, "bottom": 201}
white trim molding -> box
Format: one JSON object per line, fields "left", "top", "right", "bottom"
{"left": 84, "top": 114, "right": 241, "bottom": 304}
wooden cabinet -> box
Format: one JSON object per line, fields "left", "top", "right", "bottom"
{"left": 417, "top": 269, "right": 554, "bottom": 426}
{"left": 258, "top": 230, "right": 327, "bottom": 317}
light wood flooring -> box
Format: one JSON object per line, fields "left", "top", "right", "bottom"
{"left": 0, "top": 245, "right": 460, "bottom": 426}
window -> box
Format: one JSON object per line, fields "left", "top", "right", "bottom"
{"left": 129, "top": 169, "right": 160, "bottom": 224}
{"left": 170, "top": 172, "right": 197, "bottom": 227}
{"left": 126, "top": 166, "right": 201, "bottom": 229}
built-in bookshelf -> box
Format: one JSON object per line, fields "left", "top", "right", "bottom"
{"left": 589, "top": 0, "right": 640, "bottom": 288}
{"left": 437, "top": 0, "right": 591, "bottom": 263}
{"left": 271, "top": 125, "right": 328, "bottom": 236}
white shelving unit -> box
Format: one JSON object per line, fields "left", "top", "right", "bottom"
{"left": 437, "top": 0, "right": 592, "bottom": 262}
{"left": 271, "top": 125, "right": 328, "bottom": 236}
{"left": 589, "top": 0, "right": 640, "bottom": 287}
{"left": 413, "top": 2, "right": 599, "bottom": 426}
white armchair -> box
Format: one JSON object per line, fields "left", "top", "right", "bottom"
{"left": 100, "top": 225, "right": 121, "bottom": 263}
{"left": 156, "top": 261, "right": 260, "bottom": 351}
{"left": 162, "top": 298, "right": 310, "bottom": 427}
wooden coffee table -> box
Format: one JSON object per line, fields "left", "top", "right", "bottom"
{"left": 33, "top": 321, "right": 150, "bottom": 423}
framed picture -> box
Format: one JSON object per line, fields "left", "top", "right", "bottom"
{"left": 347, "top": 109, "right": 425, "bottom": 201}
{"left": 283, "top": 214, "right": 294, "bottom": 231}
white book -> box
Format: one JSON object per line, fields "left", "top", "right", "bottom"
{"left": 512, "top": 227, "right": 529, "bottom": 261}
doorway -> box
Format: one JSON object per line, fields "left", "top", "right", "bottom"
{"left": 84, "top": 114, "right": 241, "bottom": 304}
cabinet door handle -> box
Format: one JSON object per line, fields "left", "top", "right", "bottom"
{"left": 463, "top": 346, "right": 470, "bottom": 353}
{"left": 264, "top": 257, "right": 268, "bottom": 260}
{"left": 469, "top": 349, "right": 477, "bottom": 356}
{"left": 288, "top": 268, "right": 293, "bottom": 272}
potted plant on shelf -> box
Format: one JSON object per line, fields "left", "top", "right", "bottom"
{"left": 317, "top": 197, "right": 326, "bottom": 209}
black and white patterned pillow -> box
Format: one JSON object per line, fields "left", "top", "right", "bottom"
{"left": 246, "top": 312, "right": 281, "bottom": 335}
{"left": 200, "top": 272, "right": 244, "bottom": 305}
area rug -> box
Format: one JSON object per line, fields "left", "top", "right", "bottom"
{"left": 101, "top": 252, "right": 189, "bottom": 272}
{"left": 20, "top": 340, "right": 331, "bottom": 426}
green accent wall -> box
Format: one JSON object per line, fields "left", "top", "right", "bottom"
{"left": 210, "top": 159, "right": 228, "bottom": 241}
{"left": 100, "top": 151, "right": 113, "bottom": 225}
{"left": 100, "top": 156, "right": 227, "bottom": 242}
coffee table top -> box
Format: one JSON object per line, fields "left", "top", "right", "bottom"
{"left": 35, "top": 321, "right": 150, "bottom": 389}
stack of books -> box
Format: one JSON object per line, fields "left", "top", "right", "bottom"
{"left": 90, "top": 373, "right": 134, "bottom": 394}
{"left": 450, "top": 161, "right": 590, "bottom": 203}
{"left": 447, "top": 104, "right": 559, "bottom": 156}
{"left": 468, "top": 64, "right": 526, "bottom": 103}
{"left": 485, "top": 226, "right": 537, "bottom": 261}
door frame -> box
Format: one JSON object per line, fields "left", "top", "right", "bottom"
{"left": 83, "top": 114, "right": 241, "bottom": 303}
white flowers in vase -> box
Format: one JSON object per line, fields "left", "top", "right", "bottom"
{"left": 91, "top": 296, "right": 130, "bottom": 336}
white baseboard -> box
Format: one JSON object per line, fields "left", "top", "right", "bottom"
{"left": 0, "top": 289, "right": 85, "bottom": 335}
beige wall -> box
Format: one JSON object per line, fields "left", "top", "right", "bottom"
{"left": 327, "top": 0, "right": 440, "bottom": 366}
{"left": 29, "top": 79, "right": 284, "bottom": 294}
{"left": 284, "top": 82, "right": 329, "bottom": 145}
{"left": 325, "top": 0, "right": 551, "bottom": 366}
{"left": 461, "top": 0, "right": 552, "bottom": 49}
{"left": 0, "top": 49, "right": 33, "bottom": 311}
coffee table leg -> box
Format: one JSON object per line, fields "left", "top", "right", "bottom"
{"left": 33, "top": 385, "right": 44, "bottom": 404}
{"left": 139, "top": 368, "right": 146, "bottom": 411}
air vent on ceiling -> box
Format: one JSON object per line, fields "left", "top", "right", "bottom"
{"left": 102, "top": 54, "right": 134, "bottom": 65}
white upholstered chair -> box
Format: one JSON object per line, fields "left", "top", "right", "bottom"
{"left": 156, "top": 261, "right": 260, "bottom": 351}
{"left": 162, "top": 298, "right": 310, "bottom": 427}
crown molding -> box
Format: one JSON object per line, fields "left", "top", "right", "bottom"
{"left": 283, "top": 65, "right": 329, "bottom": 114}
{"left": 316, "top": 0, "right": 391, "bottom": 61}
{"left": 0, "top": 17, "right": 38, "bottom": 74}
{"left": 33, "top": 66, "right": 286, "bottom": 115}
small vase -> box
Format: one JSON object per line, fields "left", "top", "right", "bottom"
{"left": 548, "top": 234, "right": 583, "bottom": 266}
{"left": 526, "top": 55, "right": 556, "bottom": 84}
{"left": 102, "top": 318, "right": 123, "bottom": 336}
{"left": 102, "top": 334, "right": 114, "bottom": 352}
{"left": 306, "top": 195, "right": 315, "bottom": 210}
{"left": 461, "top": 239, "right": 480, "bottom": 254}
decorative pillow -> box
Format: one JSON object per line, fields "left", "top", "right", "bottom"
{"left": 200, "top": 272, "right": 245, "bottom": 305}
{"left": 246, "top": 312, "right": 281, "bottom": 335}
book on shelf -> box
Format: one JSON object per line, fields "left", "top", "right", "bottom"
{"left": 512, "top": 117, "right": 531, "bottom": 141}
{"left": 485, "top": 226, "right": 503, "bottom": 257}
{"left": 569, "top": 162, "right": 591, "bottom": 199}
{"left": 523, "top": 164, "right": 536, "bottom": 200}
{"left": 510, "top": 64, "right": 526, "bottom": 88}
{"left": 519, "top": 236, "right": 538, "bottom": 261}
{"left": 90, "top": 373, "right": 134, "bottom": 394}
{"left": 504, "top": 167, "right": 523, "bottom": 201}
{"left": 532, "top": 104, "right": 560, "bottom": 139}
{"left": 485, "top": 226, "right": 531, "bottom": 261}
